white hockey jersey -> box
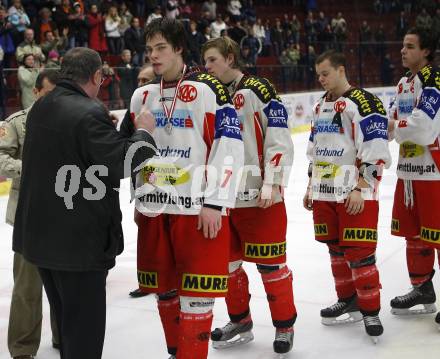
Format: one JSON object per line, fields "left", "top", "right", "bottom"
{"left": 230, "top": 75, "right": 293, "bottom": 208}
{"left": 390, "top": 65, "right": 440, "bottom": 180}
{"left": 130, "top": 69, "right": 244, "bottom": 215}
{"left": 307, "top": 88, "right": 392, "bottom": 202}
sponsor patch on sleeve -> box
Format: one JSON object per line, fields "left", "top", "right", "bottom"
{"left": 417, "top": 87, "right": 440, "bottom": 120}
{"left": 263, "top": 100, "right": 288, "bottom": 128}
{"left": 214, "top": 106, "right": 242, "bottom": 140}
{"left": 359, "top": 114, "right": 388, "bottom": 141}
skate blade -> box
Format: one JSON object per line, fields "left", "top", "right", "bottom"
{"left": 391, "top": 303, "right": 437, "bottom": 316}
{"left": 212, "top": 331, "right": 254, "bottom": 349}
{"left": 321, "top": 311, "right": 363, "bottom": 326}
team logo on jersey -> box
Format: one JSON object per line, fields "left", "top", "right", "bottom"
{"left": 244, "top": 242, "right": 286, "bottom": 259}
{"left": 181, "top": 274, "right": 228, "bottom": 293}
{"left": 359, "top": 114, "right": 388, "bottom": 142}
{"left": 142, "top": 163, "right": 190, "bottom": 186}
{"left": 420, "top": 226, "right": 440, "bottom": 244}
{"left": 418, "top": 88, "right": 440, "bottom": 120}
{"left": 334, "top": 100, "right": 346, "bottom": 113}
{"left": 400, "top": 142, "right": 425, "bottom": 158}
{"left": 138, "top": 271, "right": 159, "bottom": 288}
{"left": 178, "top": 84, "right": 198, "bottom": 102}
{"left": 264, "top": 100, "right": 288, "bottom": 128}
{"left": 342, "top": 228, "right": 377, "bottom": 243}
{"left": 234, "top": 93, "right": 245, "bottom": 110}
{"left": 214, "top": 107, "right": 242, "bottom": 140}
{"left": 398, "top": 83, "right": 403, "bottom": 94}
{"left": 154, "top": 109, "right": 194, "bottom": 129}
{"left": 313, "top": 162, "right": 341, "bottom": 179}
{"left": 314, "top": 223, "right": 329, "bottom": 236}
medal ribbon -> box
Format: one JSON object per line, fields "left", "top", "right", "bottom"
{"left": 160, "top": 64, "right": 187, "bottom": 130}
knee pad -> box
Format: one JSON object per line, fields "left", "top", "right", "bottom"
{"left": 229, "top": 260, "right": 243, "bottom": 273}
{"left": 180, "top": 296, "right": 215, "bottom": 314}
{"left": 256, "top": 263, "right": 286, "bottom": 274}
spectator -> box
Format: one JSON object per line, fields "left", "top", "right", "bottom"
{"left": 118, "top": 2, "right": 133, "bottom": 36}
{"left": 253, "top": 18, "right": 265, "bottom": 45}
{"left": 403, "top": 0, "right": 412, "bottom": 13}
{"left": 321, "top": 23, "right": 335, "bottom": 51}
{"left": 240, "top": 27, "right": 261, "bottom": 65}
{"left": 134, "top": 0, "right": 146, "bottom": 18}
{"left": 105, "top": 6, "right": 123, "bottom": 55}
{"left": 291, "top": 14, "right": 301, "bottom": 44}
{"left": 316, "top": 11, "right": 329, "bottom": 49}
{"left": 17, "top": 53, "right": 39, "bottom": 109}
{"left": 166, "top": 0, "right": 180, "bottom": 20}
{"left": 227, "top": 0, "right": 242, "bottom": 22}
{"left": 187, "top": 19, "right": 206, "bottom": 65}
{"left": 16, "top": 28, "right": 45, "bottom": 66}
{"left": 287, "top": 42, "right": 300, "bottom": 80}
{"left": 306, "top": 45, "right": 316, "bottom": 88}
{"left": 270, "top": 18, "right": 284, "bottom": 57}
{"left": 87, "top": 4, "right": 108, "bottom": 54}
{"left": 0, "top": 6, "right": 15, "bottom": 68}
{"left": 304, "top": 11, "right": 317, "bottom": 45}
{"left": 359, "top": 20, "right": 372, "bottom": 43}
{"left": 146, "top": 6, "right": 162, "bottom": 25}
{"left": 282, "top": 13, "right": 291, "bottom": 33}
{"left": 374, "top": 23, "right": 386, "bottom": 60}
{"left": 45, "top": 50, "right": 61, "bottom": 68}
{"left": 380, "top": 53, "right": 395, "bottom": 85}
{"left": 210, "top": 14, "right": 227, "bottom": 38}
{"left": 124, "top": 17, "right": 145, "bottom": 66}
{"left": 433, "top": 8, "right": 440, "bottom": 45}
{"left": 201, "top": 0, "right": 217, "bottom": 21}
{"left": 396, "top": 11, "right": 409, "bottom": 39}
{"left": 68, "top": 2, "right": 88, "bottom": 48}
{"left": 53, "top": 0, "right": 72, "bottom": 35}
{"left": 41, "top": 29, "right": 68, "bottom": 58}
{"left": 241, "top": 45, "right": 256, "bottom": 74}
{"left": 228, "top": 20, "right": 247, "bottom": 45}
{"left": 242, "top": 0, "right": 256, "bottom": 24}
{"left": 117, "top": 49, "right": 137, "bottom": 108}
{"left": 101, "top": 61, "right": 120, "bottom": 109}
{"left": 373, "top": 0, "right": 384, "bottom": 14}
{"left": 34, "top": 7, "right": 57, "bottom": 44}
{"left": 179, "top": 0, "right": 193, "bottom": 20}
{"left": 331, "top": 12, "right": 347, "bottom": 51}
{"left": 416, "top": 8, "right": 432, "bottom": 29}
{"left": 7, "top": 0, "right": 30, "bottom": 46}
{"left": 279, "top": 48, "right": 293, "bottom": 90}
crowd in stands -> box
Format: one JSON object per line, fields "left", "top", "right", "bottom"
{"left": 0, "top": 0, "right": 438, "bottom": 118}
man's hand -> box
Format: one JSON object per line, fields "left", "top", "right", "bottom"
{"left": 303, "top": 186, "right": 313, "bottom": 211}
{"left": 135, "top": 110, "right": 156, "bottom": 133}
{"left": 109, "top": 113, "right": 119, "bottom": 127}
{"left": 257, "top": 184, "right": 281, "bottom": 209}
{"left": 345, "top": 189, "right": 364, "bottom": 215}
{"left": 197, "top": 207, "right": 222, "bottom": 239}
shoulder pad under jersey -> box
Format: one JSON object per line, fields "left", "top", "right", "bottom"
{"left": 240, "top": 75, "right": 280, "bottom": 104}
{"left": 345, "top": 87, "right": 387, "bottom": 117}
{"left": 188, "top": 71, "right": 231, "bottom": 106}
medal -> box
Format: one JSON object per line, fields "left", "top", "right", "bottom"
{"left": 160, "top": 65, "right": 187, "bottom": 135}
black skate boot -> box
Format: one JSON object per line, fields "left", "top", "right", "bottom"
{"left": 320, "top": 294, "right": 363, "bottom": 325}
{"left": 211, "top": 316, "right": 254, "bottom": 349}
{"left": 273, "top": 326, "right": 294, "bottom": 354}
{"left": 363, "top": 314, "right": 383, "bottom": 344}
{"left": 390, "top": 271, "right": 437, "bottom": 315}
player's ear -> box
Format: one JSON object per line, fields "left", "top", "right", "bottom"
{"left": 226, "top": 53, "right": 235, "bottom": 67}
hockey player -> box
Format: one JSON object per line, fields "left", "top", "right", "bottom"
{"left": 303, "top": 50, "right": 392, "bottom": 342}
{"left": 130, "top": 19, "right": 244, "bottom": 359}
{"left": 388, "top": 27, "right": 440, "bottom": 327}
{"left": 202, "top": 36, "right": 296, "bottom": 354}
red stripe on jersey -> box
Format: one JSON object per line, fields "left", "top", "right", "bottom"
{"left": 130, "top": 112, "right": 135, "bottom": 123}
{"left": 351, "top": 121, "right": 355, "bottom": 140}
{"left": 254, "top": 112, "right": 264, "bottom": 169}
{"left": 203, "top": 112, "right": 215, "bottom": 157}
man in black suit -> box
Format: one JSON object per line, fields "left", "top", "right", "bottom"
{"left": 12, "top": 47, "right": 157, "bottom": 359}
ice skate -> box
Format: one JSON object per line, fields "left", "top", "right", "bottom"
{"left": 273, "top": 326, "right": 294, "bottom": 355}
{"left": 390, "top": 276, "right": 437, "bottom": 315}
{"left": 321, "top": 294, "right": 363, "bottom": 325}
{"left": 211, "top": 318, "right": 254, "bottom": 349}
{"left": 363, "top": 315, "right": 383, "bottom": 344}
